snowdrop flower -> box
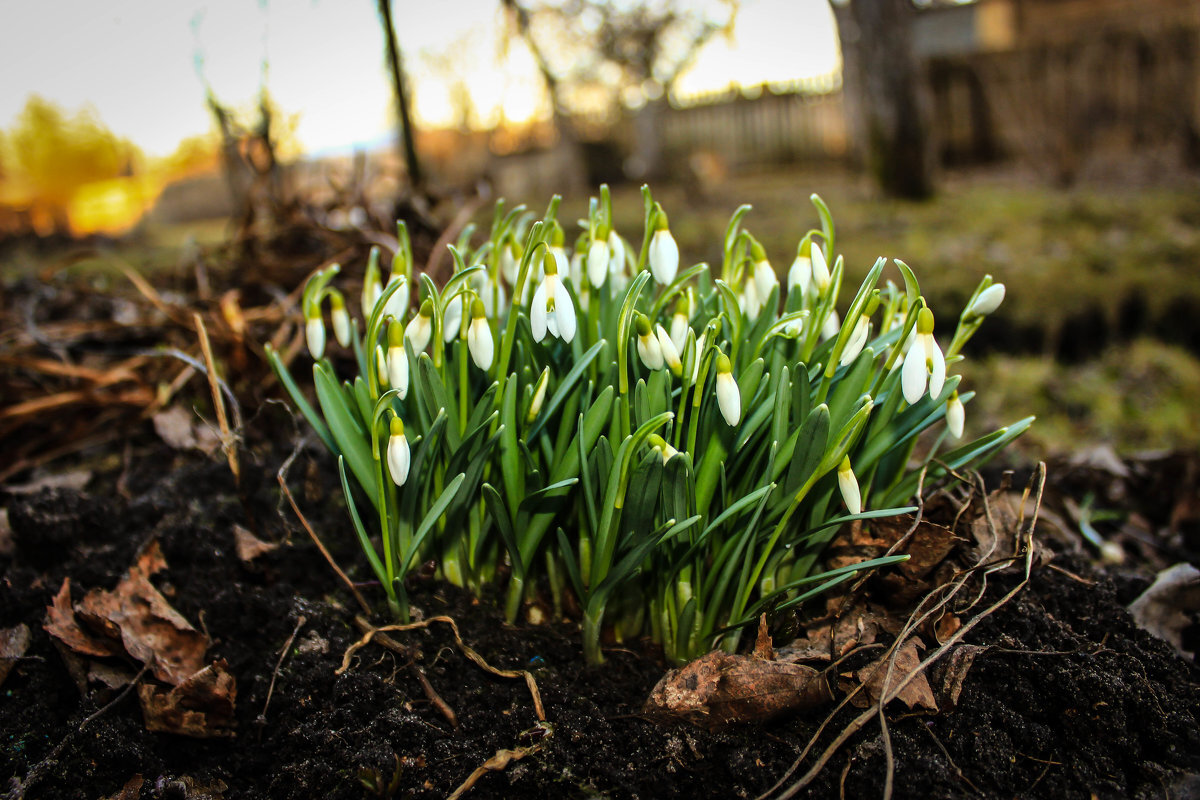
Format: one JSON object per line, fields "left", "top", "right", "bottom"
{"left": 647, "top": 433, "right": 680, "bottom": 464}
{"left": 607, "top": 230, "right": 626, "bottom": 281}
{"left": 375, "top": 344, "right": 388, "bottom": 387}
{"left": 811, "top": 243, "right": 831, "bottom": 294}
{"left": 740, "top": 241, "right": 777, "bottom": 318}
{"left": 715, "top": 351, "right": 740, "bottom": 427}
{"left": 837, "top": 456, "right": 862, "bottom": 515}
{"left": 531, "top": 251, "right": 576, "bottom": 343}
{"left": 839, "top": 315, "right": 871, "bottom": 366}
{"left": 669, "top": 293, "right": 691, "bottom": 353}
{"left": 635, "top": 314, "right": 663, "bottom": 371}
{"left": 945, "top": 390, "right": 965, "bottom": 439}
{"left": 500, "top": 242, "right": 519, "bottom": 287}
{"left": 966, "top": 283, "right": 1006, "bottom": 318}
{"left": 656, "top": 324, "right": 682, "bottom": 375}
{"left": 788, "top": 249, "right": 812, "bottom": 297}
{"left": 386, "top": 416, "right": 410, "bottom": 487}
{"left": 648, "top": 209, "right": 679, "bottom": 285}
{"left": 382, "top": 273, "right": 408, "bottom": 321}
{"left": 478, "top": 274, "right": 507, "bottom": 318}
{"left": 405, "top": 299, "right": 433, "bottom": 354}
{"left": 466, "top": 298, "right": 494, "bottom": 371}
{"left": 689, "top": 329, "right": 709, "bottom": 383}
{"left": 902, "top": 307, "right": 946, "bottom": 404}
{"left": 821, "top": 309, "right": 841, "bottom": 342}
{"left": 526, "top": 367, "right": 550, "bottom": 424}
{"left": 569, "top": 243, "right": 585, "bottom": 288}
{"left": 443, "top": 293, "right": 464, "bottom": 343}
{"left": 587, "top": 233, "right": 610, "bottom": 288}
{"left": 386, "top": 321, "right": 408, "bottom": 399}
{"left": 305, "top": 311, "right": 326, "bottom": 360}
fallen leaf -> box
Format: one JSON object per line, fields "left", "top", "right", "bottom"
{"left": 2, "top": 470, "right": 92, "bottom": 495}
{"left": 152, "top": 406, "right": 219, "bottom": 453}
{"left": 846, "top": 639, "right": 938, "bottom": 712}
{"left": 100, "top": 774, "right": 144, "bottom": 800}
{"left": 139, "top": 660, "right": 237, "bottom": 738}
{"left": 933, "top": 644, "right": 989, "bottom": 709}
{"left": 0, "top": 623, "right": 31, "bottom": 688}
{"left": 44, "top": 578, "right": 120, "bottom": 659}
{"left": 1128, "top": 563, "right": 1200, "bottom": 662}
{"left": 233, "top": 524, "right": 277, "bottom": 562}
{"left": 645, "top": 649, "right": 832, "bottom": 729}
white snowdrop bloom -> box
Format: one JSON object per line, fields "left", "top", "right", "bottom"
{"left": 739, "top": 276, "right": 761, "bottom": 317}
{"left": 901, "top": 308, "right": 946, "bottom": 404}
{"left": 607, "top": 230, "right": 626, "bottom": 278}
{"left": 530, "top": 252, "right": 576, "bottom": 343}
{"left": 946, "top": 391, "right": 965, "bottom": 439}
{"left": 839, "top": 315, "right": 871, "bottom": 366}
{"left": 788, "top": 252, "right": 812, "bottom": 297}
{"left": 375, "top": 344, "right": 389, "bottom": 387}
{"left": 362, "top": 270, "right": 382, "bottom": 320}
{"left": 837, "top": 456, "right": 862, "bottom": 515}
{"left": 549, "top": 245, "right": 570, "bottom": 282}
{"left": 382, "top": 274, "right": 407, "bottom": 321}
{"left": 500, "top": 243, "right": 519, "bottom": 287}
{"left": 305, "top": 315, "right": 326, "bottom": 360}
{"left": 648, "top": 434, "right": 680, "bottom": 464}
{"left": 689, "top": 330, "right": 709, "bottom": 383}
{"left": 405, "top": 299, "right": 433, "bottom": 354}
{"left": 466, "top": 300, "right": 494, "bottom": 371}
{"left": 386, "top": 322, "right": 409, "bottom": 399}
{"left": 714, "top": 352, "right": 741, "bottom": 427}
{"left": 526, "top": 367, "right": 550, "bottom": 423}
{"left": 443, "top": 293, "right": 464, "bottom": 343}
{"left": 478, "top": 275, "right": 507, "bottom": 318}
{"left": 811, "top": 244, "right": 831, "bottom": 294}
{"left": 655, "top": 324, "right": 682, "bottom": 375}
{"left": 821, "top": 309, "right": 841, "bottom": 341}
{"left": 569, "top": 248, "right": 585, "bottom": 288}
{"left": 753, "top": 255, "right": 778, "bottom": 301}
{"left": 386, "top": 417, "right": 410, "bottom": 487}
{"left": 635, "top": 315, "right": 663, "bottom": 371}
{"left": 648, "top": 211, "right": 679, "bottom": 285}
{"left": 966, "top": 283, "right": 1006, "bottom": 318}
{"left": 587, "top": 235, "right": 610, "bottom": 288}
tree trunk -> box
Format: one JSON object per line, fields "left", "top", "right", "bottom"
{"left": 378, "top": 0, "right": 425, "bottom": 196}
{"left": 834, "top": 0, "right": 934, "bottom": 199}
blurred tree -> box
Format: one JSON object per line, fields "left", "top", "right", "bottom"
{"left": 3, "top": 96, "right": 136, "bottom": 234}
{"left": 831, "top": 0, "right": 934, "bottom": 199}
{"left": 378, "top": 0, "right": 426, "bottom": 197}
{"left": 501, "top": 0, "right": 735, "bottom": 183}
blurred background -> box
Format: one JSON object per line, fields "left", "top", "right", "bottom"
{"left": 2, "top": 0, "right": 1199, "bottom": 461}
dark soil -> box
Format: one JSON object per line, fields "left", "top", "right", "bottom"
{"left": 2, "top": 421, "right": 1199, "bottom": 800}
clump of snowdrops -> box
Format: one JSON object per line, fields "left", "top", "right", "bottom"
{"left": 268, "top": 187, "right": 1029, "bottom": 665}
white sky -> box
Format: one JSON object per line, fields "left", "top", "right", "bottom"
{"left": 0, "top": 0, "right": 839, "bottom": 158}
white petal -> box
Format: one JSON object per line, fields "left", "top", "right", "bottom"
{"left": 405, "top": 315, "right": 431, "bottom": 354}
{"left": 946, "top": 396, "right": 965, "bottom": 438}
{"left": 927, "top": 337, "right": 946, "bottom": 399}
{"left": 670, "top": 313, "right": 689, "bottom": 353}
{"left": 375, "top": 345, "right": 389, "bottom": 387}
{"left": 387, "top": 434, "right": 410, "bottom": 487}
{"left": 382, "top": 276, "right": 407, "bottom": 320}
{"left": 443, "top": 295, "right": 463, "bottom": 343}
{"left": 388, "top": 346, "right": 409, "bottom": 399}
{"left": 608, "top": 231, "right": 625, "bottom": 276}
{"left": 553, "top": 281, "right": 576, "bottom": 343}
{"left": 656, "top": 324, "right": 681, "bottom": 373}
{"left": 821, "top": 309, "right": 840, "bottom": 341}
{"left": 587, "top": 239, "right": 609, "bottom": 288}
{"left": 968, "top": 283, "right": 1006, "bottom": 317}
{"left": 306, "top": 318, "right": 326, "bottom": 360}
{"left": 839, "top": 318, "right": 869, "bottom": 366}
{"left": 838, "top": 465, "right": 862, "bottom": 515}
{"left": 332, "top": 309, "right": 352, "bottom": 347}
{"left": 530, "top": 282, "right": 548, "bottom": 342}
{"left": 638, "top": 333, "right": 664, "bottom": 371}
{"left": 569, "top": 252, "right": 584, "bottom": 287}
{"left": 500, "top": 247, "right": 518, "bottom": 286}
{"left": 901, "top": 344, "right": 927, "bottom": 404}
{"left": 551, "top": 246, "right": 570, "bottom": 279}
{"left": 468, "top": 318, "right": 494, "bottom": 370}
{"left": 546, "top": 312, "right": 559, "bottom": 338}
{"left": 754, "top": 259, "right": 777, "bottom": 299}
{"left": 788, "top": 255, "right": 811, "bottom": 295}
{"left": 811, "top": 245, "right": 830, "bottom": 292}
{"left": 716, "top": 372, "right": 741, "bottom": 426}
{"left": 649, "top": 229, "right": 679, "bottom": 285}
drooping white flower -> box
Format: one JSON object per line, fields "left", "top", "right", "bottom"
{"left": 569, "top": 247, "right": 585, "bottom": 288}
{"left": 901, "top": 307, "right": 946, "bottom": 404}
{"left": 655, "top": 324, "right": 682, "bottom": 375}
{"left": 647, "top": 433, "right": 680, "bottom": 464}
{"left": 386, "top": 321, "right": 409, "bottom": 399}
{"left": 714, "top": 351, "right": 741, "bottom": 427}
{"left": 966, "top": 283, "right": 1006, "bottom": 318}
{"left": 305, "top": 314, "right": 326, "bottom": 360}
{"left": 466, "top": 298, "right": 494, "bottom": 371}
{"left": 375, "top": 344, "right": 389, "bottom": 387}
{"left": 837, "top": 456, "right": 862, "bottom": 515}
{"left": 530, "top": 251, "right": 576, "bottom": 343}
{"left": 669, "top": 293, "right": 691, "bottom": 353}
{"left": 386, "top": 416, "right": 410, "bottom": 487}
{"left": 839, "top": 315, "right": 871, "bottom": 366}
{"left": 635, "top": 315, "right": 663, "bottom": 371}
{"left": 587, "top": 235, "right": 610, "bottom": 288}
{"left": 382, "top": 273, "right": 407, "bottom": 321}
{"left": 946, "top": 390, "right": 965, "bottom": 438}
{"left": 443, "top": 293, "right": 464, "bottom": 343}
{"left": 821, "top": 309, "right": 841, "bottom": 341}
{"left": 788, "top": 251, "right": 812, "bottom": 297}
{"left": 689, "top": 329, "right": 708, "bottom": 383}
{"left": 362, "top": 249, "right": 383, "bottom": 319}
{"left": 405, "top": 299, "right": 433, "bottom": 354}
{"left": 607, "top": 230, "right": 626, "bottom": 280}
{"left": 648, "top": 209, "right": 679, "bottom": 285}
{"left": 329, "top": 292, "right": 352, "bottom": 348}
{"left": 526, "top": 366, "right": 550, "bottom": 423}
{"left": 500, "top": 242, "right": 519, "bottom": 287}
{"left": 811, "top": 243, "right": 831, "bottom": 294}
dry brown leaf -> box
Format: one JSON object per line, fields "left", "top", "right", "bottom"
{"left": 645, "top": 649, "right": 833, "bottom": 729}
{"left": 0, "top": 623, "right": 31, "bottom": 688}
{"left": 138, "top": 660, "right": 237, "bottom": 738}
{"left": 44, "top": 578, "right": 120, "bottom": 659}
{"left": 99, "top": 774, "right": 144, "bottom": 800}
{"left": 847, "top": 640, "right": 938, "bottom": 712}
{"left": 1128, "top": 563, "right": 1200, "bottom": 662}
{"left": 152, "top": 406, "right": 219, "bottom": 453}
{"left": 933, "top": 644, "right": 989, "bottom": 709}
{"left": 233, "top": 524, "right": 277, "bottom": 562}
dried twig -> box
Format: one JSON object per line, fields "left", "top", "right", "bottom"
{"left": 339, "top": 615, "right": 546, "bottom": 722}
{"left": 257, "top": 614, "right": 307, "bottom": 736}
{"left": 194, "top": 313, "right": 240, "bottom": 486}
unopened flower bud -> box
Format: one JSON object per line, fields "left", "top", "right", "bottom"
{"left": 386, "top": 416, "right": 410, "bottom": 487}
{"left": 467, "top": 298, "right": 493, "bottom": 370}
{"left": 715, "top": 351, "right": 740, "bottom": 427}
{"left": 837, "top": 456, "right": 862, "bottom": 515}
{"left": 526, "top": 367, "right": 550, "bottom": 423}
